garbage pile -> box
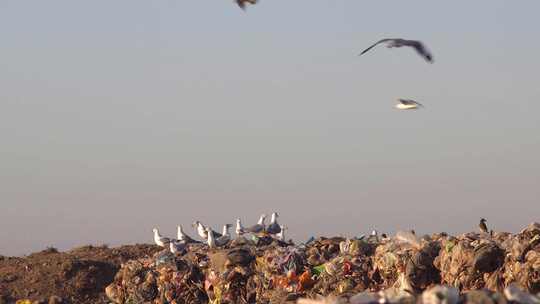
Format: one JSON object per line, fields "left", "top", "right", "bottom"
{"left": 105, "top": 219, "right": 540, "bottom": 304}
{"left": 105, "top": 251, "right": 208, "bottom": 304}
{"left": 296, "top": 283, "right": 540, "bottom": 304}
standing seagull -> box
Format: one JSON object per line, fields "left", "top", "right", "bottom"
{"left": 359, "top": 38, "right": 433, "bottom": 63}
{"left": 177, "top": 225, "right": 198, "bottom": 244}
{"left": 236, "top": 218, "right": 245, "bottom": 236}
{"left": 193, "top": 221, "right": 222, "bottom": 240}
{"left": 479, "top": 218, "right": 489, "bottom": 234}
{"left": 152, "top": 228, "right": 170, "bottom": 247}
{"left": 368, "top": 229, "right": 379, "bottom": 242}
{"left": 276, "top": 225, "right": 287, "bottom": 241}
{"left": 221, "top": 224, "right": 233, "bottom": 239}
{"left": 236, "top": 0, "right": 257, "bottom": 10}
{"left": 207, "top": 228, "right": 216, "bottom": 249}
{"left": 193, "top": 221, "right": 208, "bottom": 239}
{"left": 266, "top": 212, "right": 282, "bottom": 235}
{"left": 244, "top": 214, "right": 267, "bottom": 234}
{"left": 395, "top": 99, "right": 423, "bottom": 110}
{"left": 207, "top": 227, "right": 229, "bottom": 248}
{"left": 216, "top": 225, "right": 232, "bottom": 245}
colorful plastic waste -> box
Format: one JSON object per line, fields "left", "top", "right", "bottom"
{"left": 103, "top": 223, "right": 540, "bottom": 304}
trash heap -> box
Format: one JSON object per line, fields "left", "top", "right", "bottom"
{"left": 296, "top": 283, "right": 540, "bottom": 304}
{"left": 105, "top": 223, "right": 540, "bottom": 304}
{"left": 105, "top": 249, "right": 208, "bottom": 304}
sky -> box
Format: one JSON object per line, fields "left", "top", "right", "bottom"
{"left": 1, "top": 1, "right": 540, "bottom": 256}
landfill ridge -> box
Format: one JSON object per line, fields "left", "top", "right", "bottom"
{"left": 1, "top": 223, "right": 540, "bottom": 304}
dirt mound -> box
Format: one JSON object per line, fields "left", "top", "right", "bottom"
{"left": 0, "top": 244, "right": 161, "bottom": 304}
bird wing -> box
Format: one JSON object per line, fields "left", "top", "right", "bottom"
{"left": 217, "top": 235, "right": 230, "bottom": 244}
{"left": 236, "top": 0, "right": 257, "bottom": 10}
{"left": 182, "top": 234, "right": 196, "bottom": 243}
{"left": 413, "top": 100, "right": 424, "bottom": 107}
{"left": 267, "top": 223, "right": 281, "bottom": 234}
{"left": 246, "top": 224, "right": 262, "bottom": 233}
{"left": 407, "top": 40, "right": 433, "bottom": 63}
{"left": 359, "top": 39, "right": 394, "bottom": 56}
{"left": 399, "top": 99, "right": 415, "bottom": 105}
{"left": 399, "top": 99, "right": 423, "bottom": 107}
{"left": 236, "top": 0, "right": 247, "bottom": 10}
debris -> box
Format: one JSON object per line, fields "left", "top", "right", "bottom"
{"left": 422, "top": 285, "right": 459, "bottom": 304}
{"left": 5, "top": 224, "right": 540, "bottom": 303}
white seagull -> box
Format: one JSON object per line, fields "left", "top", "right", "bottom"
{"left": 359, "top": 38, "right": 434, "bottom": 63}
{"left": 276, "top": 225, "right": 287, "bottom": 241}
{"left": 152, "top": 228, "right": 170, "bottom": 247}
{"left": 236, "top": 218, "right": 245, "bottom": 236}
{"left": 207, "top": 227, "right": 230, "bottom": 248}
{"left": 193, "top": 221, "right": 208, "bottom": 239}
{"left": 177, "top": 225, "right": 197, "bottom": 243}
{"left": 369, "top": 229, "right": 380, "bottom": 242}
{"left": 243, "top": 214, "right": 266, "bottom": 234}
{"left": 236, "top": 0, "right": 257, "bottom": 11}
{"left": 395, "top": 99, "right": 424, "bottom": 110}
{"left": 216, "top": 224, "right": 232, "bottom": 245}
{"left": 193, "top": 221, "right": 222, "bottom": 240}
{"left": 266, "top": 212, "right": 281, "bottom": 234}
{"left": 221, "top": 224, "right": 232, "bottom": 239}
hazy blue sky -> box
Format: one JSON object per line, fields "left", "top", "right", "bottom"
{"left": 1, "top": 1, "right": 540, "bottom": 256}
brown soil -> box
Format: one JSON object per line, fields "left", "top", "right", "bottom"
{"left": 0, "top": 244, "right": 161, "bottom": 304}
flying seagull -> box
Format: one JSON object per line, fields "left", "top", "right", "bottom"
{"left": 152, "top": 228, "right": 170, "bottom": 247}
{"left": 236, "top": 0, "right": 257, "bottom": 10}
{"left": 359, "top": 38, "right": 433, "bottom": 63}
{"left": 395, "top": 99, "right": 423, "bottom": 110}
{"left": 266, "top": 212, "right": 282, "bottom": 234}
{"left": 479, "top": 218, "right": 489, "bottom": 234}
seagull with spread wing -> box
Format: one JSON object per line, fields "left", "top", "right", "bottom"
{"left": 395, "top": 99, "right": 424, "bottom": 110}
{"left": 359, "top": 38, "right": 433, "bottom": 63}
{"left": 236, "top": 0, "right": 257, "bottom": 10}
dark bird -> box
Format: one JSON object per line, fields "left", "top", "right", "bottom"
{"left": 479, "top": 218, "right": 489, "bottom": 234}
{"left": 396, "top": 98, "right": 424, "bottom": 110}
{"left": 236, "top": 0, "right": 257, "bottom": 10}
{"left": 359, "top": 38, "right": 434, "bottom": 63}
